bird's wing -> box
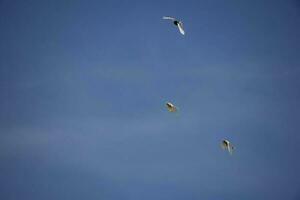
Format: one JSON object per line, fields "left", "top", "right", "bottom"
{"left": 163, "top": 16, "right": 176, "bottom": 21}
{"left": 177, "top": 22, "right": 185, "bottom": 35}
{"left": 228, "top": 145, "right": 234, "bottom": 155}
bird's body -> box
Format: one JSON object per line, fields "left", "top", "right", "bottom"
{"left": 166, "top": 102, "right": 177, "bottom": 112}
{"left": 221, "top": 139, "right": 234, "bottom": 155}
{"left": 163, "top": 16, "right": 185, "bottom": 35}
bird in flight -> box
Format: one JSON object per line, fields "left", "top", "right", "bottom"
{"left": 221, "top": 139, "right": 234, "bottom": 155}
{"left": 163, "top": 16, "right": 185, "bottom": 35}
{"left": 166, "top": 102, "right": 178, "bottom": 112}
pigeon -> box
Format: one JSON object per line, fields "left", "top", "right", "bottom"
{"left": 163, "top": 16, "right": 185, "bottom": 35}
{"left": 221, "top": 139, "right": 234, "bottom": 155}
{"left": 166, "top": 102, "right": 177, "bottom": 112}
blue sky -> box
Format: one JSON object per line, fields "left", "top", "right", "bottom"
{"left": 1, "top": 0, "right": 300, "bottom": 199}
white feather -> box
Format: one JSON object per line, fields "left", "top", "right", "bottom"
{"left": 177, "top": 23, "right": 185, "bottom": 35}
{"left": 163, "top": 16, "right": 176, "bottom": 21}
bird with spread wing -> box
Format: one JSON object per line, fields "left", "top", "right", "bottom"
{"left": 163, "top": 16, "right": 185, "bottom": 35}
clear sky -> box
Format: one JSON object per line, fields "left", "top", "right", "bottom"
{"left": 1, "top": 0, "right": 300, "bottom": 199}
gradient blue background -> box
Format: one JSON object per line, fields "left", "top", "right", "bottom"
{"left": 1, "top": 0, "right": 300, "bottom": 199}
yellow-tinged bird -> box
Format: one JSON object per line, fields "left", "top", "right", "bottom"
{"left": 166, "top": 102, "right": 177, "bottom": 112}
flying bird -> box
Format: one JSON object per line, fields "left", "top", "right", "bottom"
{"left": 221, "top": 139, "right": 234, "bottom": 155}
{"left": 166, "top": 102, "right": 178, "bottom": 112}
{"left": 162, "top": 16, "right": 185, "bottom": 35}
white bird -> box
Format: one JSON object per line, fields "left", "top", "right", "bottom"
{"left": 221, "top": 139, "right": 234, "bottom": 155}
{"left": 163, "top": 16, "right": 185, "bottom": 35}
{"left": 166, "top": 102, "right": 177, "bottom": 112}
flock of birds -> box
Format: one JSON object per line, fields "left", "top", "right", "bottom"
{"left": 162, "top": 16, "right": 234, "bottom": 155}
